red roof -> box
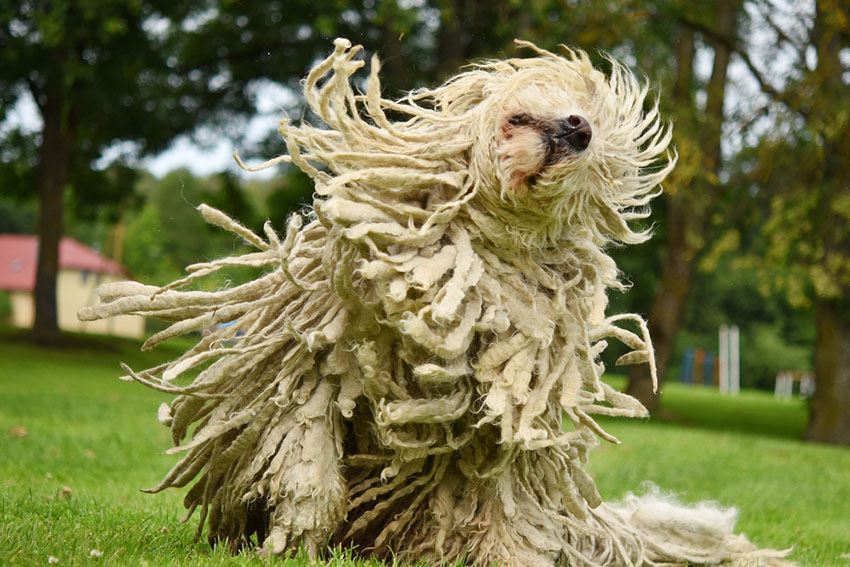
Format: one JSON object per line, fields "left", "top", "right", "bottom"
{"left": 0, "top": 234, "right": 127, "bottom": 292}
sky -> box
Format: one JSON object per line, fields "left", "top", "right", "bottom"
{"left": 138, "top": 79, "right": 298, "bottom": 178}
{"left": 2, "top": 79, "right": 295, "bottom": 179}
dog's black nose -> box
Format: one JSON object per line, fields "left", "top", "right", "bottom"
{"left": 558, "top": 115, "right": 592, "bottom": 152}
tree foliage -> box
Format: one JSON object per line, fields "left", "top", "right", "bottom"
{"left": 667, "top": 0, "right": 850, "bottom": 443}
{"left": 0, "top": 0, "right": 378, "bottom": 342}
{"left": 0, "top": 0, "right": 211, "bottom": 341}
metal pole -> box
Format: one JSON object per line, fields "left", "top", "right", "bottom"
{"left": 774, "top": 372, "right": 785, "bottom": 399}
{"left": 730, "top": 325, "right": 740, "bottom": 395}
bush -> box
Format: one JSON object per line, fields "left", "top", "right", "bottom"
{"left": 741, "top": 324, "right": 811, "bottom": 390}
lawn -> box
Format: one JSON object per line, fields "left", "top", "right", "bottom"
{"left": 2, "top": 328, "right": 849, "bottom": 566}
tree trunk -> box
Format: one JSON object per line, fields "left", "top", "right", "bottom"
{"left": 378, "top": 6, "right": 410, "bottom": 90}
{"left": 626, "top": 2, "right": 739, "bottom": 411}
{"left": 435, "top": 0, "right": 472, "bottom": 80}
{"left": 30, "top": 76, "right": 75, "bottom": 345}
{"left": 626, "top": 198, "right": 696, "bottom": 409}
{"left": 805, "top": 0, "right": 850, "bottom": 444}
{"left": 805, "top": 299, "right": 850, "bottom": 444}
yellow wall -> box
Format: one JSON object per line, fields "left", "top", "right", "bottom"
{"left": 10, "top": 291, "right": 32, "bottom": 328}
{"left": 8, "top": 269, "right": 145, "bottom": 339}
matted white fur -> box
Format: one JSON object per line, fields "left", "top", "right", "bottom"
{"left": 80, "top": 39, "right": 791, "bottom": 567}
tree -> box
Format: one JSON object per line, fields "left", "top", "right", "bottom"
{"left": 743, "top": 0, "right": 850, "bottom": 443}
{"left": 801, "top": 0, "right": 850, "bottom": 445}
{"left": 0, "top": 1, "right": 382, "bottom": 344}
{"left": 121, "top": 169, "right": 264, "bottom": 289}
{"left": 690, "top": 0, "right": 850, "bottom": 443}
{"left": 625, "top": 0, "right": 743, "bottom": 410}
{"left": 1, "top": 1, "right": 199, "bottom": 342}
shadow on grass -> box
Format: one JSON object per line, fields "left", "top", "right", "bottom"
{"left": 0, "top": 325, "right": 196, "bottom": 371}
{"left": 602, "top": 375, "right": 809, "bottom": 442}
{"left": 648, "top": 387, "right": 807, "bottom": 441}
{"left": 1, "top": 326, "right": 129, "bottom": 351}
{"left": 4, "top": 326, "right": 810, "bottom": 443}
{"left": 655, "top": 386, "right": 809, "bottom": 441}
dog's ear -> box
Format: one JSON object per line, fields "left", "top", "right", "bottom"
{"left": 437, "top": 69, "right": 499, "bottom": 115}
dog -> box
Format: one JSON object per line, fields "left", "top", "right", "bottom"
{"left": 80, "top": 38, "right": 791, "bottom": 567}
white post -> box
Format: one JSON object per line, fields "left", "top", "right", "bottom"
{"left": 719, "top": 325, "right": 729, "bottom": 394}
{"left": 729, "top": 325, "right": 740, "bottom": 395}
{"left": 775, "top": 372, "right": 786, "bottom": 399}
{"left": 800, "top": 373, "right": 814, "bottom": 398}
{"left": 800, "top": 372, "right": 814, "bottom": 398}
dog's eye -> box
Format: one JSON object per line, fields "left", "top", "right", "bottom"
{"left": 508, "top": 113, "right": 531, "bottom": 126}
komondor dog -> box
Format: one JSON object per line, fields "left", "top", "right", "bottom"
{"left": 80, "top": 39, "right": 791, "bottom": 566}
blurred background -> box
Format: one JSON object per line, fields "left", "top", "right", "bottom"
{"left": 1, "top": 0, "right": 848, "bottom": 445}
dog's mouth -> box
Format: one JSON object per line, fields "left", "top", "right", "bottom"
{"left": 502, "top": 113, "right": 593, "bottom": 188}
{"left": 499, "top": 112, "right": 593, "bottom": 191}
{"left": 507, "top": 112, "right": 592, "bottom": 163}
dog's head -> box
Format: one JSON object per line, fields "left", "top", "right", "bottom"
{"left": 427, "top": 42, "right": 674, "bottom": 248}
{"left": 276, "top": 39, "right": 673, "bottom": 252}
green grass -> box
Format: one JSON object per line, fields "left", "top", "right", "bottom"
{"left": 2, "top": 328, "right": 849, "bottom": 566}
{"left": 590, "top": 380, "right": 850, "bottom": 566}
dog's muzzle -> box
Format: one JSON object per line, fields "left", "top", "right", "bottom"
{"left": 555, "top": 115, "right": 592, "bottom": 152}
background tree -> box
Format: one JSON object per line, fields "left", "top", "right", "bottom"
{"left": 803, "top": 0, "right": 850, "bottom": 444}
{"left": 1, "top": 0, "right": 201, "bottom": 343}
{"left": 657, "top": 0, "right": 850, "bottom": 443}
{"left": 623, "top": 0, "right": 743, "bottom": 410}
{"left": 120, "top": 169, "right": 265, "bottom": 289}
{"left": 728, "top": 0, "right": 850, "bottom": 443}
{"left": 0, "top": 0, "right": 372, "bottom": 344}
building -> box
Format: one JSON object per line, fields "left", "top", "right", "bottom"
{"left": 0, "top": 234, "right": 144, "bottom": 338}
